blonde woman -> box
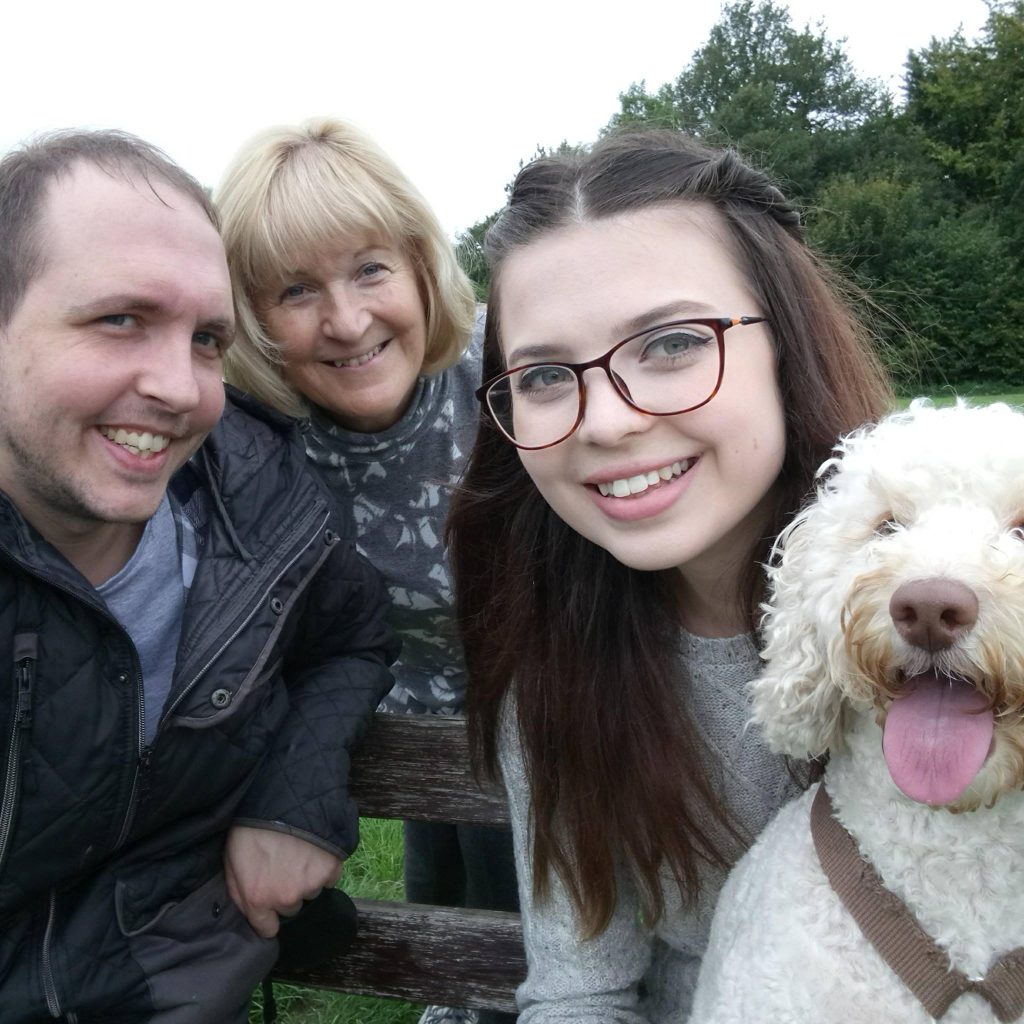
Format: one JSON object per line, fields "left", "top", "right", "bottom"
{"left": 216, "top": 119, "right": 513, "bottom": 1024}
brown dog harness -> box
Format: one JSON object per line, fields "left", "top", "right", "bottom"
{"left": 811, "top": 784, "right": 1024, "bottom": 1021}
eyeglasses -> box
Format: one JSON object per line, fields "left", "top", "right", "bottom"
{"left": 476, "top": 316, "right": 768, "bottom": 450}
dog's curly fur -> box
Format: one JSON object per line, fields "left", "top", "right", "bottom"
{"left": 689, "top": 400, "right": 1024, "bottom": 1024}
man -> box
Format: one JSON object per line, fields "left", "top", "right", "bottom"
{"left": 0, "top": 130, "right": 396, "bottom": 1022}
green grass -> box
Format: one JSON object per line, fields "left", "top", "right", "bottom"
{"left": 895, "top": 386, "right": 1024, "bottom": 409}
{"left": 250, "top": 818, "right": 420, "bottom": 1024}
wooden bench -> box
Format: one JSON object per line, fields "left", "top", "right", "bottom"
{"left": 272, "top": 712, "right": 526, "bottom": 1014}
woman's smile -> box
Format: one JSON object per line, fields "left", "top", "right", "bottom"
{"left": 325, "top": 340, "right": 389, "bottom": 368}
{"left": 590, "top": 456, "right": 697, "bottom": 498}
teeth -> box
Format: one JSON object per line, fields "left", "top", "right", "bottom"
{"left": 100, "top": 426, "right": 170, "bottom": 455}
{"left": 332, "top": 343, "right": 385, "bottom": 368}
{"left": 596, "top": 459, "right": 691, "bottom": 498}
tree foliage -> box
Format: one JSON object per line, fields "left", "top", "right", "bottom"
{"left": 455, "top": 210, "right": 498, "bottom": 302}
{"left": 455, "top": 142, "right": 584, "bottom": 301}
{"left": 905, "top": 0, "right": 1024, "bottom": 253}
{"left": 459, "top": 0, "right": 1024, "bottom": 389}
{"left": 606, "top": 0, "right": 888, "bottom": 199}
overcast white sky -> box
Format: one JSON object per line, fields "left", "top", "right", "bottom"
{"left": 2, "top": 0, "right": 989, "bottom": 237}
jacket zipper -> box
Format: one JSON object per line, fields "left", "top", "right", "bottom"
{"left": 41, "top": 889, "right": 62, "bottom": 1017}
{"left": 0, "top": 634, "right": 38, "bottom": 877}
{"left": 111, "top": 657, "right": 146, "bottom": 851}
{"left": 114, "top": 504, "right": 329, "bottom": 848}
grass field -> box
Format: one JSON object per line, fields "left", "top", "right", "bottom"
{"left": 255, "top": 385, "right": 1024, "bottom": 1022}
{"left": 896, "top": 387, "right": 1024, "bottom": 408}
{"left": 250, "top": 818, "right": 418, "bottom": 1024}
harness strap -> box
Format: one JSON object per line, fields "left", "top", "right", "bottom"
{"left": 811, "top": 783, "right": 1024, "bottom": 1022}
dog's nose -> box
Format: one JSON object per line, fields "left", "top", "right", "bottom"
{"left": 889, "top": 578, "right": 979, "bottom": 651}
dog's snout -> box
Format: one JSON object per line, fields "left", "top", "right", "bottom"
{"left": 889, "top": 578, "right": 979, "bottom": 652}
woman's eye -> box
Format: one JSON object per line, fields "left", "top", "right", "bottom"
{"left": 641, "top": 329, "right": 709, "bottom": 360}
{"left": 359, "top": 261, "right": 385, "bottom": 279}
{"left": 516, "top": 365, "right": 574, "bottom": 394}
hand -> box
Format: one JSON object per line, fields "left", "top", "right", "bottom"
{"left": 224, "top": 825, "right": 344, "bottom": 938}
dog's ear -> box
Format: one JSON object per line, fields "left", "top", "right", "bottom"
{"left": 750, "top": 500, "right": 846, "bottom": 758}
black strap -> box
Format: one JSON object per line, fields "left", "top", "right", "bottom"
{"left": 261, "top": 977, "right": 277, "bottom": 1024}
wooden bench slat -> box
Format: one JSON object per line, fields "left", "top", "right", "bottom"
{"left": 274, "top": 713, "right": 524, "bottom": 1013}
{"left": 349, "top": 713, "right": 510, "bottom": 827}
{"left": 274, "top": 899, "right": 526, "bottom": 1013}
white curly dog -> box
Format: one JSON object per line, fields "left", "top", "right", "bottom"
{"left": 690, "top": 400, "right": 1024, "bottom": 1024}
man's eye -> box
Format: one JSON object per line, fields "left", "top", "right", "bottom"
{"left": 193, "top": 332, "right": 226, "bottom": 353}
{"left": 100, "top": 314, "right": 138, "bottom": 328}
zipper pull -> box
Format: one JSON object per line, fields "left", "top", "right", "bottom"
{"left": 14, "top": 633, "right": 38, "bottom": 792}
{"left": 14, "top": 633, "right": 37, "bottom": 728}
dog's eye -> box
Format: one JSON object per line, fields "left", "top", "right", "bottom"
{"left": 874, "top": 515, "right": 900, "bottom": 536}
{"left": 1011, "top": 521, "right": 1024, "bottom": 541}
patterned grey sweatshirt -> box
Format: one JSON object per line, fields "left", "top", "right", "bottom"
{"left": 303, "top": 310, "right": 485, "bottom": 714}
{"left": 499, "top": 630, "right": 804, "bottom": 1023}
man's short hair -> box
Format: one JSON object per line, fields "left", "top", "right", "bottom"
{"left": 0, "top": 128, "right": 219, "bottom": 328}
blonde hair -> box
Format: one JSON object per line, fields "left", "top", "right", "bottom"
{"left": 215, "top": 117, "right": 476, "bottom": 417}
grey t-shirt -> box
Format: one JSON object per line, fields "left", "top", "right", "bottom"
{"left": 302, "top": 310, "right": 485, "bottom": 714}
{"left": 97, "top": 494, "right": 186, "bottom": 745}
{"left": 500, "top": 630, "right": 803, "bottom": 1024}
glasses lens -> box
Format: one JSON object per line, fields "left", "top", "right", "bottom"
{"left": 609, "top": 322, "right": 722, "bottom": 414}
{"left": 485, "top": 366, "right": 580, "bottom": 448}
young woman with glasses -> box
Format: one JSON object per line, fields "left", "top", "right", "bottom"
{"left": 447, "top": 130, "right": 892, "bottom": 1021}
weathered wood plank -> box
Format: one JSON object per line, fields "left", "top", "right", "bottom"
{"left": 276, "top": 714, "right": 524, "bottom": 1010}
{"left": 273, "top": 899, "right": 526, "bottom": 1012}
{"left": 350, "top": 713, "right": 510, "bottom": 826}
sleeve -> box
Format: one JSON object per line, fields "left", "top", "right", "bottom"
{"left": 232, "top": 532, "right": 399, "bottom": 858}
{"left": 498, "top": 708, "right": 655, "bottom": 1024}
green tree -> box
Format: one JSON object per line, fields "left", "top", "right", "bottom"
{"left": 454, "top": 0, "right": 1024, "bottom": 389}
{"left": 455, "top": 142, "right": 585, "bottom": 300}
{"left": 455, "top": 211, "right": 498, "bottom": 302}
{"left": 905, "top": 0, "right": 1024, "bottom": 258}
{"left": 905, "top": 2, "right": 1024, "bottom": 206}
{"left": 811, "top": 175, "right": 1024, "bottom": 388}
{"left": 607, "top": 0, "right": 888, "bottom": 198}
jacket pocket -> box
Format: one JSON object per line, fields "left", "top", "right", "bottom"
{"left": 117, "top": 870, "right": 278, "bottom": 1024}
{"left": 0, "top": 634, "right": 37, "bottom": 878}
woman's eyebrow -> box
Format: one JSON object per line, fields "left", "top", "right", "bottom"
{"left": 617, "top": 300, "right": 718, "bottom": 335}
{"left": 505, "top": 301, "right": 721, "bottom": 366}
{"left": 504, "top": 342, "right": 572, "bottom": 366}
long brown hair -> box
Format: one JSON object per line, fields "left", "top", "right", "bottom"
{"left": 447, "top": 130, "right": 891, "bottom": 937}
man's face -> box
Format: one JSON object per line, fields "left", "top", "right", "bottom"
{"left": 0, "top": 163, "right": 233, "bottom": 547}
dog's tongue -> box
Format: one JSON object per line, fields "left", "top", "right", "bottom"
{"left": 882, "top": 672, "right": 993, "bottom": 805}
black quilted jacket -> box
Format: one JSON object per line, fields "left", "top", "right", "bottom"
{"left": 0, "top": 389, "right": 397, "bottom": 1017}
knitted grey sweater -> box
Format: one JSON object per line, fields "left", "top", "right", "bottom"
{"left": 499, "top": 630, "right": 803, "bottom": 1023}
